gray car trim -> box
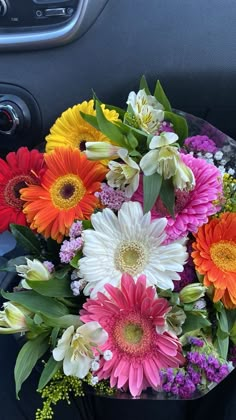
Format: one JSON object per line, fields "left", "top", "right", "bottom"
{"left": 0, "top": 0, "right": 108, "bottom": 51}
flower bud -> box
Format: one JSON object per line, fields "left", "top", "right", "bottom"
{"left": 15, "top": 258, "right": 52, "bottom": 289}
{"left": 0, "top": 302, "right": 31, "bottom": 333}
{"left": 179, "top": 283, "right": 206, "bottom": 303}
{"left": 85, "top": 142, "right": 121, "bottom": 160}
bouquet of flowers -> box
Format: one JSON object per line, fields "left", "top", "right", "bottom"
{"left": 0, "top": 76, "right": 235, "bottom": 419}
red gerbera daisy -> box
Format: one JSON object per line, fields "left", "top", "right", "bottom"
{"left": 0, "top": 147, "right": 45, "bottom": 232}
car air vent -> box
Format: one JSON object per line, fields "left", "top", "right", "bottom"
{"left": 0, "top": 0, "right": 108, "bottom": 50}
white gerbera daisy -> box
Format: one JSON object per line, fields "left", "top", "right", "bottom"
{"left": 80, "top": 202, "right": 188, "bottom": 298}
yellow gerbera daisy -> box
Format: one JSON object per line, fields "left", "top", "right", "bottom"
{"left": 45, "top": 100, "right": 120, "bottom": 158}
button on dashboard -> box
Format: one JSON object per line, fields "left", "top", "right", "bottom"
{"left": 44, "top": 8, "right": 66, "bottom": 17}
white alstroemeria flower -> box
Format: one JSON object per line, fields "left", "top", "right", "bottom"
{"left": 172, "top": 160, "right": 195, "bottom": 191}
{"left": 15, "top": 258, "right": 52, "bottom": 290}
{"left": 149, "top": 132, "right": 179, "bottom": 149}
{"left": 85, "top": 142, "right": 121, "bottom": 160}
{"left": 140, "top": 132, "right": 195, "bottom": 190}
{"left": 127, "top": 89, "right": 164, "bottom": 134}
{"left": 80, "top": 201, "right": 188, "bottom": 298}
{"left": 0, "top": 302, "right": 31, "bottom": 334}
{"left": 140, "top": 132, "right": 180, "bottom": 178}
{"left": 52, "top": 322, "right": 108, "bottom": 379}
{"left": 106, "top": 148, "right": 140, "bottom": 197}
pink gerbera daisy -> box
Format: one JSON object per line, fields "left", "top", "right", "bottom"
{"left": 81, "top": 273, "right": 185, "bottom": 397}
{"left": 132, "top": 154, "right": 222, "bottom": 242}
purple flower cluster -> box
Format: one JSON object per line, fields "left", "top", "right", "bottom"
{"left": 69, "top": 221, "right": 83, "bottom": 239}
{"left": 188, "top": 337, "right": 204, "bottom": 347}
{"left": 43, "top": 260, "right": 54, "bottom": 273}
{"left": 59, "top": 237, "right": 83, "bottom": 263}
{"left": 184, "top": 135, "right": 218, "bottom": 154}
{"left": 95, "top": 183, "right": 128, "bottom": 211}
{"left": 161, "top": 368, "right": 197, "bottom": 398}
{"left": 187, "top": 351, "right": 230, "bottom": 383}
{"left": 157, "top": 121, "right": 174, "bottom": 134}
{"left": 228, "top": 345, "right": 236, "bottom": 366}
{"left": 174, "top": 240, "right": 197, "bottom": 292}
{"left": 161, "top": 347, "right": 230, "bottom": 398}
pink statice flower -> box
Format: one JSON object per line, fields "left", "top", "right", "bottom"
{"left": 184, "top": 135, "right": 218, "bottom": 154}
{"left": 69, "top": 221, "right": 83, "bottom": 239}
{"left": 59, "top": 237, "right": 83, "bottom": 263}
{"left": 95, "top": 183, "right": 128, "bottom": 211}
{"left": 133, "top": 154, "right": 223, "bottom": 242}
{"left": 81, "top": 273, "right": 185, "bottom": 397}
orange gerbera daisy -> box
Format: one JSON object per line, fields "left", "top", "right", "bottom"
{"left": 20, "top": 147, "right": 107, "bottom": 243}
{"left": 192, "top": 212, "right": 236, "bottom": 309}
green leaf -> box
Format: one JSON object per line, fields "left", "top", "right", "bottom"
{"left": 53, "top": 267, "right": 71, "bottom": 280}
{"left": 70, "top": 251, "right": 82, "bottom": 269}
{"left": 80, "top": 112, "right": 100, "bottom": 131}
{"left": 154, "top": 80, "right": 172, "bottom": 111}
{"left": 1, "top": 290, "right": 69, "bottom": 317}
{"left": 215, "top": 307, "right": 229, "bottom": 358}
{"left": 14, "top": 333, "right": 49, "bottom": 398}
{"left": 182, "top": 312, "right": 211, "bottom": 334}
{"left": 82, "top": 220, "right": 93, "bottom": 230}
{"left": 215, "top": 336, "right": 229, "bottom": 360}
{"left": 127, "top": 130, "right": 138, "bottom": 149}
{"left": 38, "top": 356, "right": 62, "bottom": 391}
{"left": 40, "top": 314, "right": 82, "bottom": 329}
{"left": 50, "top": 326, "right": 60, "bottom": 347}
{"left": 139, "top": 75, "right": 151, "bottom": 95}
{"left": 26, "top": 278, "right": 73, "bottom": 298}
{"left": 143, "top": 173, "right": 162, "bottom": 213}
{"left": 95, "top": 101, "right": 127, "bottom": 147}
{"left": 10, "top": 224, "right": 41, "bottom": 255}
{"left": 159, "top": 179, "right": 175, "bottom": 217}
{"left": 0, "top": 256, "right": 30, "bottom": 272}
{"left": 229, "top": 323, "right": 236, "bottom": 344}
{"left": 164, "top": 111, "right": 188, "bottom": 145}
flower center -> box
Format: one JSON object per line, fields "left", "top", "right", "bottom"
{"left": 114, "top": 241, "right": 147, "bottom": 276}
{"left": 71, "top": 333, "right": 93, "bottom": 360}
{"left": 50, "top": 174, "right": 85, "bottom": 209}
{"left": 79, "top": 140, "right": 86, "bottom": 152}
{"left": 4, "top": 175, "right": 36, "bottom": 209}
{"left": 124, "top": 323, "right": 143, "bottom": 344}
{"left": 210, "top": 240, "right": 236, "bottom": 272}
{"left": 113, "top": 312, "right": 152, "bottom": 356}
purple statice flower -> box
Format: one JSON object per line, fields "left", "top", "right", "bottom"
{"left": 174, "top": 241, "right": 197, "bottom": 292}
{"left": 207, "top": 356, "right": 220, "bottom": 369}
{"left": 59, "top": 237, "right": 83, "bottom": 263}
{"left": 194, "top": 298, "right": 207, "bottom": 310}
{"left": 43, "top": 260, "right": 54, "bottom": 273}
{"left": 228, "top": 345, "right": 236, "bottom": 366}
{"left": 188, "top": 337, "right": 204, "bottom": 347}
{"left": 178, "top": 378, "right": 196, "bottom": 398}
{"left": 157, "top": 121, "right": 174, "bottom": 134}
{"left": 71, "top": 279, "right": 87, "bottom": 296}
{"left": 69, "top": 221, "right": 83, "bottom": 239}
{"left": 184, "top": 135, "right": 218, "bottom": 154}
{"left": 95, "top": 183, "right": 128, "bottom": 211}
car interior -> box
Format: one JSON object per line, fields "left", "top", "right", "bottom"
{"left": 0, "top": 1, "right": 235, "bottom": 419}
